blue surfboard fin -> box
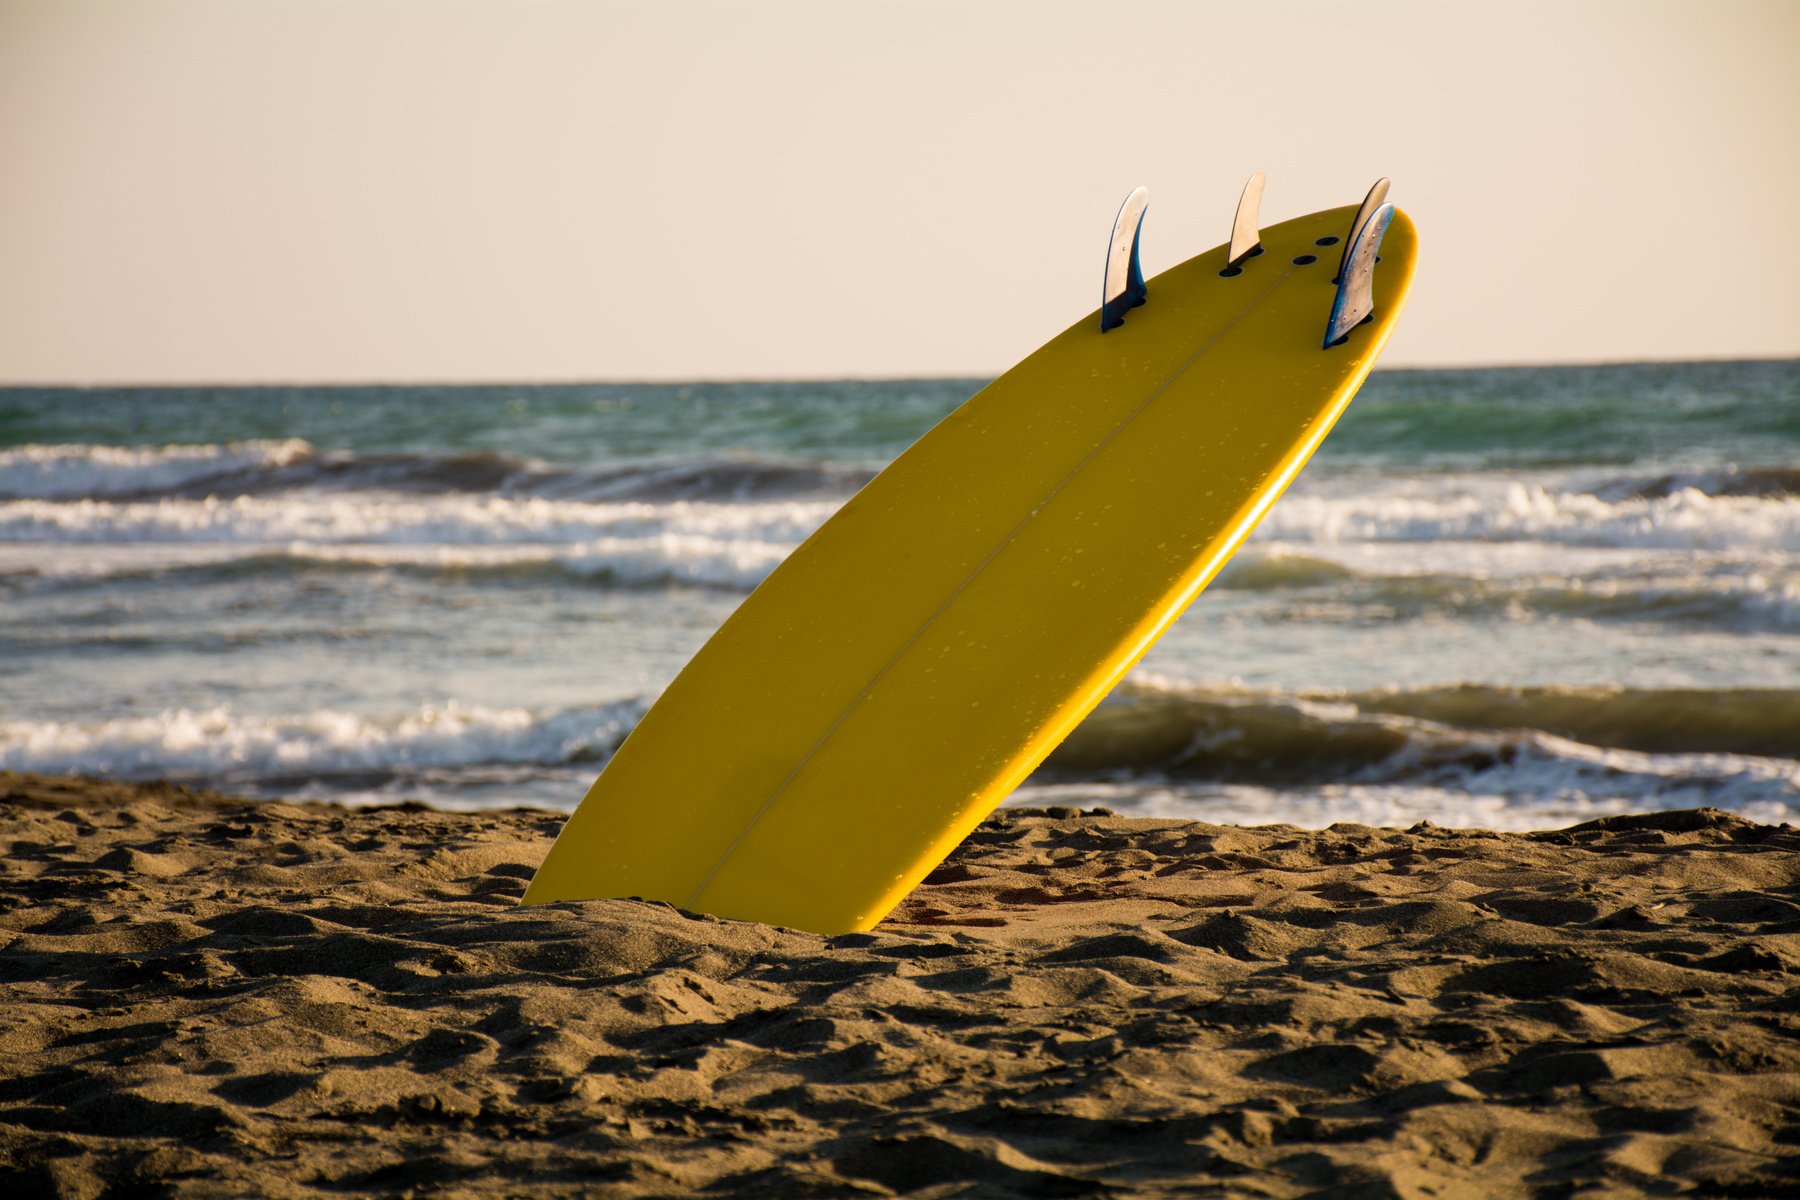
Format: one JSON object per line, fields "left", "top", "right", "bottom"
{"left": 1100, "top": 186, "right": 1150, "bottom": 332}
{"left": 1323, "top": 201, "right": 1395, "bottom": 349}
{"left": 1333, "top": 178, "right": 1391, "bottom": 284}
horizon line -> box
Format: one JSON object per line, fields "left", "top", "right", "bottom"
{"left": 2, "top": 353, "right": 1796, "bottom": 392}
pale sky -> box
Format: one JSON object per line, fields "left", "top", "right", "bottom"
{"left": 2, "top": 0, "right": 1796, "bottom": 384}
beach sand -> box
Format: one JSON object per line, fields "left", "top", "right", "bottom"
{"left": 2, "top": 772, "right": 1797, "bottom": 1197}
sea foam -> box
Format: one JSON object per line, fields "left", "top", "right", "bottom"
{"left": 7, "top": 684, "right": 1793, "bottom": 825}
{"left": 0, "top": 493, "right": 834, "bottom": 544}
{"left": 10, "top": 475, "right": 1797, "bottom": 556}
{"left": 0, "top": 440, "right": 871, "bottom": 503}
{"left": 1260, "top": 481, "right": 1800, "bottom": 551}
{"left": 0, "top": 441, "right": 316, "bottom": 500}
{"left": 0, "top": 700, "right": 646, "bottom": 781}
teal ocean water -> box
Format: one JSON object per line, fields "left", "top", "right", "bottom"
{"left": 3, "top": 360, "right": 1797, "bottom": 828}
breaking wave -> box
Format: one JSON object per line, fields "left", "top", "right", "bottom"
{"left": 1047, "top": 681, "right": 1800, "bottom": 784}
{"left": 6, "top": 682, "right": 1793, "bottom": 823}
{"left": 10, "top": 474, "right": 1800, "bottom": 558}
{"left": 0, "top": 441, "right": 869, "bottom": 503}
{"left": 0, "top": 493, "right": 838, "bottom": 548}
{"left": 1259, "top": 481, "right": 1800, "bottom": 551}
{"left": 11, "top": 444, "right": 1800, "bottom": 556}
{"left": 0, "top": 699, "right": 647, "bottom": 785}
{"left": 0, "top": 441, "right": 316, "bottom": 501}
{"left": 1589, "top": 465, "right": 1800, "bottom": 502}
{"left": 1039, "top": 681, "right": 1800, "bottom": 826}
{"left": 1268, "top": 568, "right": 1800, "bottom": 632}
{"left": 7, "top": 491, "right": 1799, "bottom": 629}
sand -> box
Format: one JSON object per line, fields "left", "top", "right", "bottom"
{"left": 2, "top": 772, "right": 1797, "bottom": 1198}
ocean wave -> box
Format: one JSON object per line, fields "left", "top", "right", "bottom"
{"left": 0, "top": 496, "right": 1360, "bottom": 597}
{"left": 1036, "top": 684, "right": 1799, "bottom": 838}
{"left": 32, "top": 480, "right": 1786, "bottom": 558}
{"left": 285, "top": 538, "right": 797, "bottom": 591}
{"left": 0, "top": 544, "right": 787, "bottom": 594}
{"left": 0, "top": 492, "right": 837, "bottom": 549}
{"left": 0, "top": 441, "right": 870, "bottom": 503}
{"left": 8, "top": 683, "right": 1794, "bottom": 819}
{"left": 1212, "top": 551, "right": 1358, "bottom": 590}
{"left": 7, "top": 517, "right": 1796, "bottom": 631}
{"left": 0, "top": 699, "right": 648, "bottom": 783}
{"left": 1272, "top": 569, "right": 1800, "bottom": 632}
{"left": 9, "top": 445, "right": 1800, "bottom": 557}
{"left": 0, "top": 542, "right": 1371, "bottom": 600}
{"left": 0, "top": 441, "right": 316, "bottom": 500}
{"left": 1047, "top": 681, "right": 1800, "bottom": 779}
{"left": 1259, "top": 482, "right": 1800, "bottom": 551}
{"left": 1590, "top": 464, "right": 1800, "bottom": 502}
{"left": 1011, "top": 775, "right": 1799, "bottom": 832}
{"left": 0, "top": 494, "right": 832, "bottom": 592}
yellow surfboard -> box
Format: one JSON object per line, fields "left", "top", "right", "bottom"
{"left": 525, "top": 183, "right": 1418, "bottom": 933}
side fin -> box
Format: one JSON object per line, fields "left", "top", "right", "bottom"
{"left": 1100, "top": 186, "right": 1150, "bottom": 332}
{"left": 1227, "top": 172, "right": 1266, "bottom": 267}
{"left": 1323, "top": 202, "right": 1395, "bottom": 348}
{"left": 1333, "top": 177, "right": 1390, "bottom": 283}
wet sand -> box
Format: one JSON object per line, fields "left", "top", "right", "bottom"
{"left": 2, "top": 771, "right": 1798, "bottom": 1197}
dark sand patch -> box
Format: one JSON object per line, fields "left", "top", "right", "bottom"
{"left": 2, "top": 772, "right": 1797, "bottom": 1197}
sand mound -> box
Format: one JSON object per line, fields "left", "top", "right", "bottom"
{"left": 2, "top": 772, "right": 1797, "bottom": 1197}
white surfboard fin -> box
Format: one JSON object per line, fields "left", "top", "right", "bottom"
{"left": 1100, "top": 186, "right": 1150, "bottom": 332}
{"left": 1324, "top": 202, "right": 1395, "bottom": 348}
{"left": 1226, "top": 171, "right": 1266, "bottom": 268}
{"left": 1333, "top": 177, "right": 1391, "bottom": 284}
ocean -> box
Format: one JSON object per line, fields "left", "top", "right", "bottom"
{"left": 3, "top": 360, "right": 1797, "bottom": 829}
